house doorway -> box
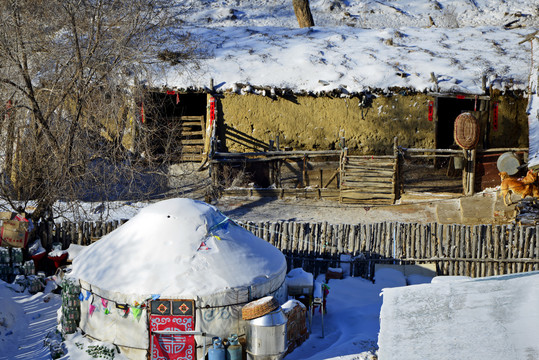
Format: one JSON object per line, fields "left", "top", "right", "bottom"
{"left": 143, "top": 92, "right": 208, "bottom": 162}
{"left": 435, "top": 96, "right": 489, "bottom": 150}
{"left": 435, "top": 95, "right": 490, "bottom": 168}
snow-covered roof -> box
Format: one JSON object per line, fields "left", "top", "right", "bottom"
{"left": 70, "top": 198, "right": 286, "bottom": 299}
{"left": 155, "top": 0, "right": 538, "bottom": 94}
{"left": 378, "top": 271, "right": 539, "bottom": 360}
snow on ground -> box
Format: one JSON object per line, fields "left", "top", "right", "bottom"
{"left": 157, "top": 0, "right": 538, "bottom": 94}
{"left": 0, "top": 280, "right": 63, "bottom": 360}
{"left": 2, "top": 266, "right": 538, "bottom": 360}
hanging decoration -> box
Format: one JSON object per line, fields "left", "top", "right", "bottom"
{"left": 492, "top": 102, "right": 499, "bottom": 131}
{"left": 207, "top": 216, "right": 239, "bottom": 238}
{"left": 76, "top": 285, "right": 158, "bottom": 322}
{"left": 428, "top": 100, "right": 434, "bottom": 121}
{"left": 197, "top": 241, "right": 211, "bottom": 251}
{"left": 132, "top": 307, "right": 142, "bottom": 320}
{"left": 89, "top": 303, "right": 97, "bottom": 316}
{"left": 209, "top": 96, "right": 216, "bottom": 127}
{"left": 116, "top": 303, "right": 130, "bottom": 318}
{"left": 166, "top": 90, "right": 180, "bottom": 104}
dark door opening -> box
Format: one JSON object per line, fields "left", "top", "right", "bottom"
{"left": 143, "top": 92, "right": 207, "bottom": 162}
{"left": 436, "top": 97, "right": 478, "bottom": 150}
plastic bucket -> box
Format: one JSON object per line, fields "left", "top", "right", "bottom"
{"left": 497, "top": 152, "right": 520, "bottom": 175}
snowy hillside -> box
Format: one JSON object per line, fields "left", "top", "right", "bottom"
{"left": 157, "top": 0, "right": 539, "bottom": 94}
{"left": 174, "top": 0, "right": 538, "bottom": 29}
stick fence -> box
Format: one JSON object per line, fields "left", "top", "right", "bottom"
{"left": 37, "top": 220, "right": 538, "bottom": 279}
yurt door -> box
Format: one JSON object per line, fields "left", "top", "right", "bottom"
{"left": 149, "top": 299, "right": 196, "bottom": 360}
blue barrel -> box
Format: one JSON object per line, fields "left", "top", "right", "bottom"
{"left": 226, "top": 334, "right": 242, "bottom": 360}
{"left": 208, "top": 337, "right": 225, "bottom": 360}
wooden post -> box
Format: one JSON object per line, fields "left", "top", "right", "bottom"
{"left": 535, "top": 226, "right": 539, "bottom": 272}
{"left": 393, "top": 137, "right": 399, "bottom": 202}
{"left": 469, "top": 149, "right": 476, "bottom": 195}
{"left": 486, "top": 224, "right": 493, "bottom": 276}
{"left": 462, "top": 149, "right": 467, "bottom": 194}
{"left": 292, "top": 0, "right": 315, "bottom": 28}
{"left": 302, "top": 155, "right": 307, "bottom": 188}
{"left": 462, "top": 149, "right": 477, "bottom": 196}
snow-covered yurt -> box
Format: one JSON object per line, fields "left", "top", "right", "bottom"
{"left": 68, "top": 198, "right": 287, "bottom": 359}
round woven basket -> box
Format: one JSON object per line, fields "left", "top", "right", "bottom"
{"left": 241, "top": 296, "right": 279, "bottom": 320}
{"left": 454, "top": 112, "right": 480, "bottom": 150}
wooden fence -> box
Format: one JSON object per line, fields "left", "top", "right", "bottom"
{"left": 38, "top": 220, "right": 539, "bottom": 280}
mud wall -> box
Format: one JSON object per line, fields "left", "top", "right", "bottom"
{"left": 218, "top": 93, "right": 435, "bottom": 154}
{"left": 216, "top": 91, "right": 528, "bottom": 154}
{"left": 487, "top": 90, "right": 529, "bottom": 148}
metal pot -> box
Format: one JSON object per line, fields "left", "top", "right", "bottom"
{"left": 246, "top": 307, "right": 287, "bottom": 360}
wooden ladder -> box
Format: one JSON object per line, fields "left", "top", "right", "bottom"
{"left": 176, "top": 115, "right": 205, "bottom": 162}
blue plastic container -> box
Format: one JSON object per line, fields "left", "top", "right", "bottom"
{"left": 208, "top": 337, "right": 225, "bottom": 360}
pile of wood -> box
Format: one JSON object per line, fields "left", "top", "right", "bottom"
{"left": 514, "top": 199, "right": 539, "bottom": 225}
{"left": 283, "top": 300, "right": 309, "bottom": 355}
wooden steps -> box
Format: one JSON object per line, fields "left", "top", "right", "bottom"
{"left": 170, "top": 115, "right": 205, "bottom": 162}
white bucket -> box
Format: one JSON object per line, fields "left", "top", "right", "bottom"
{"left": 497, "top": 152, "right": 520, "bottom": 175}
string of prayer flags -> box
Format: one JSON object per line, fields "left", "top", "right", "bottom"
{"left": 197, "top": 241, "right": 210, "bottom": 251}
{"left": 79, "top": 286, "right": 151, "bottom": 321}
{"left": 208, "top": 217, "right": 232, "bottom": 234}
{"left": 116, "top": 303, "right": 130, "bottom": 318}
{"left": 102, "top": 298, "right": 110, "bottom": 314}
{"left": 132, "top": 307, "right": 141, "bottom": 320}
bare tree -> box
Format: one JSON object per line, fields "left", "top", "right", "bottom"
{"left": 0, "top": 0, "right": 194, "bottom": 222}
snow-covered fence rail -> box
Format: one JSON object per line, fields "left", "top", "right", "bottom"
{"left": 41, "top": 220, "right": 538, "bottom": 279}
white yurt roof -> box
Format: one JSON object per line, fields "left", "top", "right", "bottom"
{"left": 70, "top": 198, "right": 287, "bottom": 300}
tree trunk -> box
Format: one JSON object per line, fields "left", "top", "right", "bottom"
{"left": 293, "top": 0, "right": 315, "bottom": 28}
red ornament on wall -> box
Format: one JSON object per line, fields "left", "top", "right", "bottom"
{"left": 209, "top": 97, "right": 216, "bottom": 126}
{"left": 492, "top": 102, "right": 499, "bottom": 131}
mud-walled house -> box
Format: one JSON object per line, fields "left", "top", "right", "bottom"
{"left": 141, "top": 27, "right": 536, "bottom": 205}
